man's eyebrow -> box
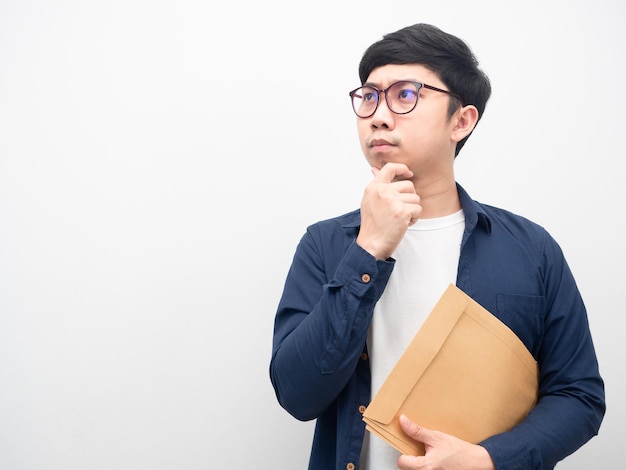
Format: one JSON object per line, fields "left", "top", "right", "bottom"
{"left": 362, "top": 79, "right": 421, "bottom": 88}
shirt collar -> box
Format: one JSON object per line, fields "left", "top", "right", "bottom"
{"left": 341, "top": 182, "right": 492, "bottom": 234}
{"left": 457, "top": 183, "right": 492, "bottom": 234}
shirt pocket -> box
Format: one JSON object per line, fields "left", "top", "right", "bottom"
{"left": 496, "top": 293, "right": 546, "bottom": 360}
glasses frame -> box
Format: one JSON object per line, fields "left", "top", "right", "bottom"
{"left": 348, "top": 80, "right": 464, "bottom": 118}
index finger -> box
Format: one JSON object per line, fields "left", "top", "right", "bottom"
{"left": 373, "top": 162, "right": 414, "bottom": 183}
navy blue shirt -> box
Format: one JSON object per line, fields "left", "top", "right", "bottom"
{"left": 270, "top": 184, "right": 605, "bottom": 469}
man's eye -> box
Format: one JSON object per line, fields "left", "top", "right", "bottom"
{"left": 363, "top": 92, "right": 377, "bottom": 102}
{"left": 398, "top": 89, "right": 417, "bottom": 101}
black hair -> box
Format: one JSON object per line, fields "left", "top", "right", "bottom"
{"left": 358, "top": 23, "right": 491, "bottom": 156}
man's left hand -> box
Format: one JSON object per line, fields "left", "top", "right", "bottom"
{"left": 396, "top": 415, "right": 496, "bottom": 470}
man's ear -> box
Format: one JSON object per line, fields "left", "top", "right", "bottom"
{"left": 451, "top": 105, "right": 479, "bottom": 143}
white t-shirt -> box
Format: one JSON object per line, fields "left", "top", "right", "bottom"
{"left": 360, "top": 209, "right": 465, "bottom": 469}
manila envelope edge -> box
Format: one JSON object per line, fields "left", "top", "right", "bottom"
{"left": 365, "top": 422, "right": 423, "bottom": 456}
{"left": 362, "top": 284, "right": 539, "bottom": 455}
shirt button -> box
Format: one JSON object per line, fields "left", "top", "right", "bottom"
{"left": 346, "top": 463, "right": 355, "bottom": 470}
{"left": 361, "top": 273, "right": 371, "bottom": 283}
{"left": 359, "top": 405, "right": 366, "bottom": 414}
{"left": 360, "top": 352, "right": 368, "bottom": 360}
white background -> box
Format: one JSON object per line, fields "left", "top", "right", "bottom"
{"left": 0, "top": 0, "right": 624, "bottom": 468}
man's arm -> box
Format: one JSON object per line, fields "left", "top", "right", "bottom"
{"left": 270, "top": 231, "right": 392, "bottom": 421}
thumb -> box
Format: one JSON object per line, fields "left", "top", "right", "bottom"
{"left": 399, "top": 415, "right": 433, "bottom": 445}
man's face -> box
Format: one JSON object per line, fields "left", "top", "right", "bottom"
{"left": 356, "top": 64, "right": 459, "bottom": 182}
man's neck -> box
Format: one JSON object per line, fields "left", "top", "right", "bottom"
{"left": 413, "top": 176, "right": 461, "bottom": 219}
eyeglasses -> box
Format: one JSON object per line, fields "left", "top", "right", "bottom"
{"left": 348, "top": 80, "right": 464, "bottom": 118}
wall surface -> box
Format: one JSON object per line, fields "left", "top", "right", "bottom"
{"left": 0, "top": 0, "right": 624, "bottom": 468}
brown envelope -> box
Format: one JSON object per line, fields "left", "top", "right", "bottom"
{"left": 362, "top": 284, "right": 539, "bottom": 456}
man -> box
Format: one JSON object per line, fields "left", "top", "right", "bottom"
{"left": 269, "top": 23, "right": 605, "bottom": 469}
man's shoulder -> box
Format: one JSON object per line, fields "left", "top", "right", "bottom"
{"left": 300, "top": 209, "right": 362, "bottom": 251}
{"left": 479, "top": 201, "right": 541, "bottom": 225}
{"left": 307, "top": 208, "right": 361, "bottom": 231}
{"left": 475, "top": 200, "right": 550, "bottom": 242}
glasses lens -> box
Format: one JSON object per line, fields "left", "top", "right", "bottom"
{"left": 387, "top": 81, "right": 419, "bottom": 114}
{"left": 351, "top": 86, "right": 378, "bottom": 118}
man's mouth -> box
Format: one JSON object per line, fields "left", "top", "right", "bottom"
{"left": 367, "top": 136, "right": 399, "bottom": 148}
